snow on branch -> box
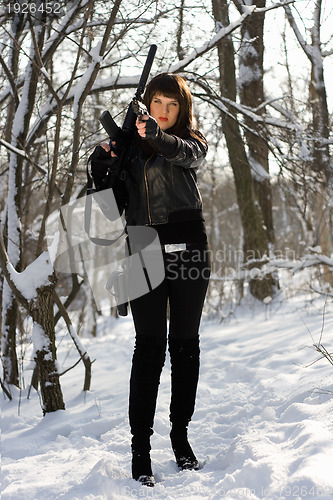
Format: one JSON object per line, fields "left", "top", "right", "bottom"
{"left": 283, "top": 4, "right": 315, "bottom": 62}
{"left": 195, "top": 90, "right": 299, "bottom": 134}
{"left": 18, "top": 1, "right": 307, "bottom": 147}
{"left": 210, "top": 248, "right": 333, "bottom": 290}
{"left": 26, "top": 74, "right": 139, "bottom": 145}
{"left": 42, "top": 0, "right": 91, "bottom": 63}
{"left": 72, "top": 42, "right": 103, "bottom": 119}
{"left": 8, "top": 251, "right": 54, "bottom": 301}
{"left": 0, "top": 1, "right": 89, "bottom": 106}
{"left": 0, "top": 229, "right": 29, "bottom": 310}
{"left": 0, "top": 138, "right": 30, "bottom": 160}
{"left": 161, "top": 7, "right": 256, "bottom": 73}
{"left": 243, "top": 247, "right": 333, "bottom": 277}
{"left": 160, "top": 1, "right": 295, "bottom": 74}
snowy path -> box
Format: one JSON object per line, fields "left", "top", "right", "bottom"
{"left": 2, "top": 294, "right": 333, "bottom": 500}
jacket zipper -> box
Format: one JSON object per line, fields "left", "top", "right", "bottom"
{"left": 143, "top": 154, "right": 154, "bottom": 225}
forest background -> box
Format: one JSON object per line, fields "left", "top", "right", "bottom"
{"left": 0, "top": 0, "right": 332, "bottom": 413}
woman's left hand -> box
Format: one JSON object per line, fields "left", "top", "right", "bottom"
{"left": 136, "top": 116, "right": 158, "bottom": 139}
{"left": 100, "top": 141, "right": 118, "bottom": 157}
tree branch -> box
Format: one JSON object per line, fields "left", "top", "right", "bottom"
{"left": 283, "top": 3, "right": 315, "bottom": 62}
{"left": 53, "top": 291, "right": 92, "bottom": 391}
{"left": 0, "top": 52, "right": 19, "bottom": 106}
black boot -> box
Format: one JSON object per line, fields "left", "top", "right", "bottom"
{"left": 132, "top": 450, "right": 155, "bottom": 487}
{"left": 168, "top": 336, "right": 200, "bottom": 471}
{"left": 131, "top": 435, "right": 155, "bottom": 487}
{"left": 129, "top": 335, "right": 167, "bottom": 486}
{"left": 170, "top": 426, "right": 199, "bottom": 471}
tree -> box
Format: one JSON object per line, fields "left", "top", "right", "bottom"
{"left": 283, "top": 0, "right": 332, "bottom": 284}
{"left": 0, "top": 0, "right": 120, "bottom": 409}
{"left": 0, "top": 231, "right": 65, "bottom": 412}
{"left": 211, "top": 0, "right": 276, "bottom": 300}
{"left": 235, "top": 0, "right": 275, "bottom": 246}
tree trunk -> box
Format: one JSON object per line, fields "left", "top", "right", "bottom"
{"left": 1, "top": 11, "right": 46, "bottom": 387}
{"left": 309, "top": 26, "right": 333, "bottom": 284}
{"left": 0, "top": 228, "right": 65, "bottom": 413}
{"left": 237, "top": 0, "right": 275, "bottom": 245}
{"left": 32, "top": 280, "right": 65, "bottom": 414}
{"left": 1, "top": 159, "right": 21, "bottom": 388}
{"left": 1, "top": 293, "right": 19, "bottom": 387}
{"left": 212, "top": 0, "right": 275, "bottom": 300}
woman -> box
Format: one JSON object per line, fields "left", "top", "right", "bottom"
{"left": 91, "top": 73, "right": 210, "bottom": 487}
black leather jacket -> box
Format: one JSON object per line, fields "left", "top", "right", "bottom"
{"left": 120, "top": 135, "right": 207, "bottom": 226}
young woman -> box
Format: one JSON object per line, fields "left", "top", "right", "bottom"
{"left": 91, "top": 73, "right": 210, "bottom": 487}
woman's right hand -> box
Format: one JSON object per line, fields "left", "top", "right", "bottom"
{"left": 100, "top": 141, "right": 117, "bottom": 157}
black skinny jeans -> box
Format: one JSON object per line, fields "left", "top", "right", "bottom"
{"left": 130, "top": 244, "right": 210, "bottom": 340}
{"left": 128, "top": 244, "right": 210, "bottom": 447}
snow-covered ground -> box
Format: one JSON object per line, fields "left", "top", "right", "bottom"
{"left": 2, "top": 279, "right": 333, "bottom": 500}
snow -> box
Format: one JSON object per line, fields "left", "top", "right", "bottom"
{"left": 31, "top": 322, "right": 50, "bottom": 354}
{"left": 0, "top": 138, "right": 29, "bottom": 159}
{"left": 248, "top": 156, "right": 271, "bottom": 182}
{"left": 72, "top": 42, "right": 103, "bottom": 119}
{"left": 238, "top": 30, "right": 262, "bottom": 89}
{"left": 2, "top": 281, "right": 333, "bottom": 500}
{"left": 7, "top": 250, "right": 54, "bottom": 300}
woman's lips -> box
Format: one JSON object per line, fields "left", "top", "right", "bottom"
{"left": 159, "top": 117, "right": 168, "bottom": 122}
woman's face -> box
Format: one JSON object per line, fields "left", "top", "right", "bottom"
{"left": 149, "top": 94, "right": 180, "bottom": 131}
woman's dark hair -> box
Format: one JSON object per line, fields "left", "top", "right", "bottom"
{"left": 143, "top": 73, "right": 206, "bottom": 145}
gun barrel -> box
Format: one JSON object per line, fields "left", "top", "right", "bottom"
{"left": 99, "top": 45, "right": 157, "bottom": 146}
{"left": 135, "top": 44, "right": 157, "bottom": 99}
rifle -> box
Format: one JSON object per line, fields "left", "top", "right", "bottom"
{"left": 85, "top": 45, "right": 157, "bottom": 317}
{"left": 85, "top": 45, "right": 157, "bottom": 242}
{"left": 99, "top": 44, "right": 157, "bottom": 169}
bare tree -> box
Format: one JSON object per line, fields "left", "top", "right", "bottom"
{"left": 0, "top": 0, "right": 125, "bottom": 410}
{"left": 235, "top": 0, "right": 275, "bottom": 246}
{"left": 211, "top": 0, "right": 276, "bottom": 300}
{"left": 0, "top": 230, "right": 65, "bottom": 412}
{"left": 282, "top": 0, "right": 332, "bottom": 284}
